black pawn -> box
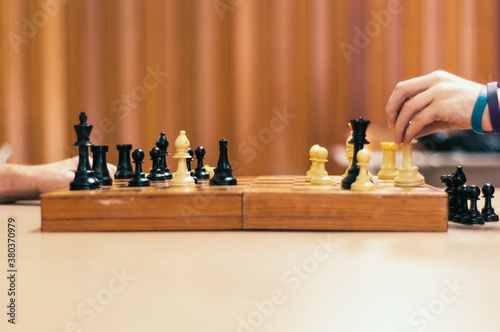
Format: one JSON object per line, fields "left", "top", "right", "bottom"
{"left": 187, "top": 148, "right": 198, "bottom": 184}
{"left": 147, "top": 147, "right": 166, "bottom": 181}
{"left": 91, "top": 145, "right": 113, "bottom": 186}
{"left": 453, "top": 184, "right": 469, "bottom": 223}
{"left": 440, "top": 175, "right": 454, "bottom": 220}
{"left": 156, "top": 133, "right": 173, "bottom": 180}
{"left": 70, "top": 112, "right": 101, "bottom": 190}
{"left": 115, "top": 144, "right": 134, "bottom": 179}
{"left": 450, "top": 166, "right": 466, "bottom": 214}
{"left": 481, "top": 183, "right": 499, "bottom": 222}
{"left": 210, "top": 138, "right": 237, "bottom": 186}
{"left": 342, "top": 117, "right": 370, "bottom": 189}
{"left": 462, "top": 185, "right": 485, "bottom": 225}
{"left": 128, "top": 149, "right": 150, "bottom": 187}
{"left": 194, "top": 146, "right": 210, "bottom": 179}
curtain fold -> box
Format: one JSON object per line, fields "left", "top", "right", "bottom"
{"left": 1, "top": 0, "right": 498, "bottom": 175}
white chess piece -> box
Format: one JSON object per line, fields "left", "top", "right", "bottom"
{"left": 170, "top": 130, "right": 196, "bottom": 187}
{"left": 377, "top": 142, "right": 398, "bottom": 181}
{"left": 305, "top": 144, "right": 321, "bottom": 182}
{"left": 204, "top": 164, "right": 215, "bottom": 179}
{"left": 311, "top": 147, "right": 333, "bottom": 185}
{"left": 394, "top": 140, "right": 425, "bottom": 187}
{"left": 341, "top": 122, "right": 354, "bottom": 181}
{"left": 351, "top": 148, "right": 375, "bottom": 191}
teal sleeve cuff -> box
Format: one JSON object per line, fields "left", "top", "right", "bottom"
{"left": 471, "top": 86, "right": 488, "bottom": 134}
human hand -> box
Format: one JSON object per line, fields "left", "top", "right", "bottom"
{"left": 386, "top": 71, "right": 490, "bottom": 144}
{"left": 29, "top": 157, "right": 117, "bottom": 195}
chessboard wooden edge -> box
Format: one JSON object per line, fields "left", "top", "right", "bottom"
{"left": 242, "top": 184, "right": 448, "bottom": 232}
{"left": 40, "top": 177, "right": 256, "bottom": 231}
{"left": 41, "top": 175, "right": 449, "bottom": 232}
{"left": 41, "top": 217, "right": 242, "bottom": 232}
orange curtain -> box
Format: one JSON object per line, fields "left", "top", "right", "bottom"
{"left": 1, "top": 0, "right": 499, "bottom": 175}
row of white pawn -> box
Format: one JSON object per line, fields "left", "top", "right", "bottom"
{"left": 305, "top": 140, "right": 425, "bottom": 191}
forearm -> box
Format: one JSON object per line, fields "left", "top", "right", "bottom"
{"left": 0, "top": 164, "right": 39, "bottom": 203}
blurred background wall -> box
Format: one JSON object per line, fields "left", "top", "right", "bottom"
{"left": 0, "top": 0, "right": 499, "bottom": 176}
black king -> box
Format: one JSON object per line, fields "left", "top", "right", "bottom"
{"left": 70, "top": 112, "right": 101, "bottom": 190}
{"left": 341, "top": 117, "right": 370, "bottom": 190}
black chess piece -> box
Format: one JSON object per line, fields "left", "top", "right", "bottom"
{"left": 453, "top": 184, "right": 469, "bottom": 223}
{"left": 450, "top": 166, "right": 466, "bottom": 214}
{"left": 450, "top": 167, "right": 467, "bottom": 222}
{"left": 187, "top": 148, "right": 198, "bottom": 184}
{"left": 210, "top": 138, "right": 237, "bottom": 186}
{"left": 462, "top": 185, "right": 485, "bottom": 225}
{"left": 128, "top": 149, "right": 150, "bottom": 187}
{"left": 440, "top": 175, "right": 454, "bottom": 220}
{"left": 156, "top": 132, "right": 173, "bottom": 180}
{"left": 194, "top": 146, "right": 210, "bottom": 179}
{"left": 147, "top": 147, "right": 166, "bottom": 181}
{"left": 70, "top": 112, "right": 101, "bottom": 190}
{"left": 91, "top": 145, "right": 113, "bottom": 186}
{"left": 115, "top": 144, "right": 134, "bottom": 179}
{"left": 481, "top": 183, "right": 499, "bottom": 222}
{"left": 341, "top": 117, "right": 370, "bottom": 189}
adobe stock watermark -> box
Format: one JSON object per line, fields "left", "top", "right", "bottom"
{"left": 213, "top": 0, "right": 244, "bottom": 21}
{"left": 110, "top": 65, "right": 168, "bottom": 122}
{"left": 64, "top": 268, "right": 135, "bottom": 332}
{"left": 177, "top": 189, "right": 214, "bottom": 222}
{"left": 158, "top": 106, "right": 293, "bottom": 222}
{"left": 236, "top": 107, "right": 296, "bottom": 163}
{"left": 58, "top": 63, "right": 167, "bottom": 173}
{"left": 408, "top": 278, "right": 467, "bottom": 332}
{"left": 236, "top": 236, "right": 340, "bottom": 331}
{"left": 8, "top": 0, "right": 71, "bottom": 54}
{"left": 339, "top": 0, "right": 403, "bottom": 64}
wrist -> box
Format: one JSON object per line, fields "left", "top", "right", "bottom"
{"left": 0, "top": 164, "right": 40, "bottom": 203}
{"left": 24, "top": 165, "right": 42, "bottom": 197}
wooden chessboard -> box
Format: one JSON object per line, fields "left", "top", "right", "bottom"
{"left": 41, "top": 176, "right": 448, "bottom": 232}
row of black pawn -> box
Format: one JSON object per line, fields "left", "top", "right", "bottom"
{"left": 117, "top": 140, "right": 210, "bottom": 187}
{"left": 441, "top": 166, "right": 498, "bottom": 225}
{"left": 93, "top": 138, "right": 236, "bottom": 188}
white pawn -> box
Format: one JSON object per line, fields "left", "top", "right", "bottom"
{"left": 170, "top": 130, "right": 196, "bottom": 187}
{"left": 377, "top": 142, "right": 398, "bottom": 181}
{"left": 305, "top": 144, "right": 321, "bottom": 182}
{"left": 394, "top": 139, "right": 425, "bottom": 187}
{"left": 204, "top": 164, "right": 215, "bottom": 179}
{"left": 341, "top": 122, "right": 354, "bottom": 181}
{"left": 351, "top": 149, "right": 375, "bottom": 191}
{"left": 311, "top": 147, "right": 332, "bottom": 185}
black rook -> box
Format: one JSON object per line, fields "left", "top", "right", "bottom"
{"left": 91, "top": 145, "right": 113, "bottom": 186}
{"left": 115, "top": 144, "right": 134, "bottom": 179}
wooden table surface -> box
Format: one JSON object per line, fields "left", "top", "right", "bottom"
{"left": 1, "top": 201, "right": 500, "bottom": 332}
